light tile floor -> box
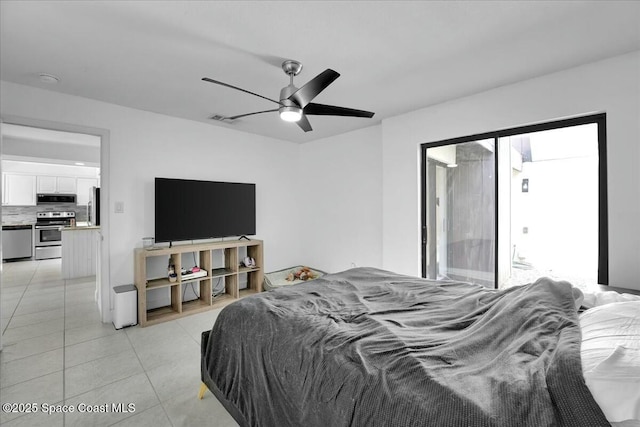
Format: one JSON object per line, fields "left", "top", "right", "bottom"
{"left": 1, "top": 259, "right": 238, "bottom": 427}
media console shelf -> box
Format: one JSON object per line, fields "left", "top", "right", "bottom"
{"left": 134, "top": 239, "right": 263, "bottom": 327}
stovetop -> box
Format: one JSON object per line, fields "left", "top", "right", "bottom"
{"left": 36, "top": 211, "right": 76, "bottom": 219}
{"left": 36, "top": 211, "right": 76, "bottom": 226}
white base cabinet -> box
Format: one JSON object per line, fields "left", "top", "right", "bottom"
{"left": 62, "top": 228, "right": 99, "bottom": 279}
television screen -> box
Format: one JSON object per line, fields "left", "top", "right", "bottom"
{"left": 155, "top": 178, "right": 256, "bottom": 243}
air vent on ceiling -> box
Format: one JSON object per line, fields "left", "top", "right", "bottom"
{"left": 210, "top": 114, "right": 232, "bottom": 122}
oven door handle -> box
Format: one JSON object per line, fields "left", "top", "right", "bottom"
{"left": 35, "top": 226, "right": 64, "bottom": 230}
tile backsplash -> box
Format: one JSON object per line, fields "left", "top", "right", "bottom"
{"left": 3, "top": 204, "right": 88, "bottom": 223}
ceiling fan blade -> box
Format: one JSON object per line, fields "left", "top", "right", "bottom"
{"left": 226, "top": 109, "right": 279, "bottom": 120}
{"left": 296, "top": 115, "right": 313, "bottom": 132}
{"left": 288, "top": 69, "right": 340, "bottom": 108}
{"left": 304, "top": 103, "right": 375, "bottom": 118}
{"left": 202, "top": 77, "right": 282, "bottom": 106}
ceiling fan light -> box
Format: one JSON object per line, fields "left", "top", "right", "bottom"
{"left": 279, "top": 106, "right": 302, "bottom": 122}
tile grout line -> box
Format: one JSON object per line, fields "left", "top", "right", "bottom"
{"left": 1, "top": 263, "right": 139, "bottom": 427}
{"left": 1, "top": 264, "right": 38, "bottom": 336}
{"left": 0, "top": 261, "right": 63, "bottom": 426}
{"left": 62, "top": 270, "right": 67, "bottom": 427}
{"left": 61, "top": 351, "right": 144, "bottom": 401}
{"left": 3, "top": 262, "right": 209, "bottom": 427}
{"left": 122, "top": 329, "right": 176, "bottom": 427}
{"left": 0, "top": 264, "right": 67, "bottom": 366}
{"left": 104, "top": 404, "right": 169, "bottom": 427}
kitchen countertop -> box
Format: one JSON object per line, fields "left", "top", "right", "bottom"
{"left": 2, "top": 221, "right": 35, "bottom": 227}
{"left": 2, "top": 220, "right": 99, "bottom": 229}
{"left": 63, "top": 221, "right": 100, "bottom": 230}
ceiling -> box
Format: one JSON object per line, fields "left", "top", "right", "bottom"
{"left": 1, "top": 124, "right": 101, "bottom": 167}
{"left": 2, "top": 124, "right": 100, "bottom": 147}
{"left": 1, "top": 1, "right": 639, "bottom": 144}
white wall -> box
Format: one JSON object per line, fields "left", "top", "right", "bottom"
{"left": 299, "top": 125, "right": 383, "bottom": 273}
{"left": 1, "top": 81, "right": 303, "bottom": 321}
{"left": 382, "top": 50, "right": 640, "bottom": 290}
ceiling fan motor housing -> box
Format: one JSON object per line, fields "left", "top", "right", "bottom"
{"left": 279, "top": 85, "right": 302, "bottom": 121}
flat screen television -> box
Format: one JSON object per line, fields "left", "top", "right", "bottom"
{"left": 155, "top": 178, "right": 256, "bottom": 243}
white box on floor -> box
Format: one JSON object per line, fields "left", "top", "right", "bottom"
{"left": 113, "top": 284, "right": 137, "bottom": 329}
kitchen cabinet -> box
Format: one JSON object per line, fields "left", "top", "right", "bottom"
{"left": 37, "top": 175, "right": 77, "bottom": 194}
{"left": 62, "top": 227, "right": 99, "bottom": 279}
{"left": 76, "top": 178, "right": 98, "bottom": 206}
{"left": 2, "top": 173, "right": 37, "bottom": 206}
{"left": 36, "top": 175, "right": 56, "bottom": 193}
{"left": 57, "top": 177, "right": 77, "bottom": 193}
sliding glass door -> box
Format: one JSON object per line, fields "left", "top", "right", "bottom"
{"left": 423, "top": 140, "right": 496, "bottom": 288}
{"left": 421, "top": 114, "right": 607, "bottom": 289}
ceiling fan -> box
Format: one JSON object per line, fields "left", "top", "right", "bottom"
{"left": 202, "top": 60, "right": 375, "bottom": 132}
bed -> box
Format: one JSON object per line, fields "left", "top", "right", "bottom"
{"left": 200, "top": 267, "right": 640, "bottom": 426}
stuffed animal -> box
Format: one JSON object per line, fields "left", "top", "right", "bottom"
{"left": 286, "top": 266, "right": 317, "bottom": 282}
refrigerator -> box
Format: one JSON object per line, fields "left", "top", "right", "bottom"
{"left": 88, "top": 187, "right": 100, "bottom": 226}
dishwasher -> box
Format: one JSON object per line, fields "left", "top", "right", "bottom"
{"left": 2, "top": 225, "right": 33, "bottom": 260}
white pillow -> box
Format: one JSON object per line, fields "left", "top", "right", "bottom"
{"left": 580, "top": 301, "right": 640, "bottom": 422}
{"left": 581, "top": 289, "right": 640, "bottom": 309}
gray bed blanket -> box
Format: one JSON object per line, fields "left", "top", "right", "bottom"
{"left": 202, "top": 267, "right": 609, "bottom": 426}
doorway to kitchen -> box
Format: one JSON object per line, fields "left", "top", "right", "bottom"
{"left": 1, "top": 117, "right": 110, "bottom": 334}
{"left": 421, "top": 114, "right": 607, "bottom": 291}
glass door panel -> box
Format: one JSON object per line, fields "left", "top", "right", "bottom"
{"left": 498, "top": 123, "right": 599, "bottom": 289}
{"left": 424, "top": 140, "right": 496, "bottom": 288}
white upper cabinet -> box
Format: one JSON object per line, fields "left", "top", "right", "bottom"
{"left": 56, "top": 176, "right": 77, "bottom": 193}
{"left": 2, "top": 161, "right": 98, "bottom": 205}
{"left": 2, "top": 173, "right": 37, "bottom": 206}
{"left": 37, "top": 175, "right": 77, "bottom": 194}
{"left": 37, "top": 175, "right": 57, "bottom": 193}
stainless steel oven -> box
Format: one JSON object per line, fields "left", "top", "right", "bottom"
{"left": 34, "top": 211, "right": 75, "bottom": 260}
{"left": 35, "top": 225, "right": 63, "bottom": 246}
